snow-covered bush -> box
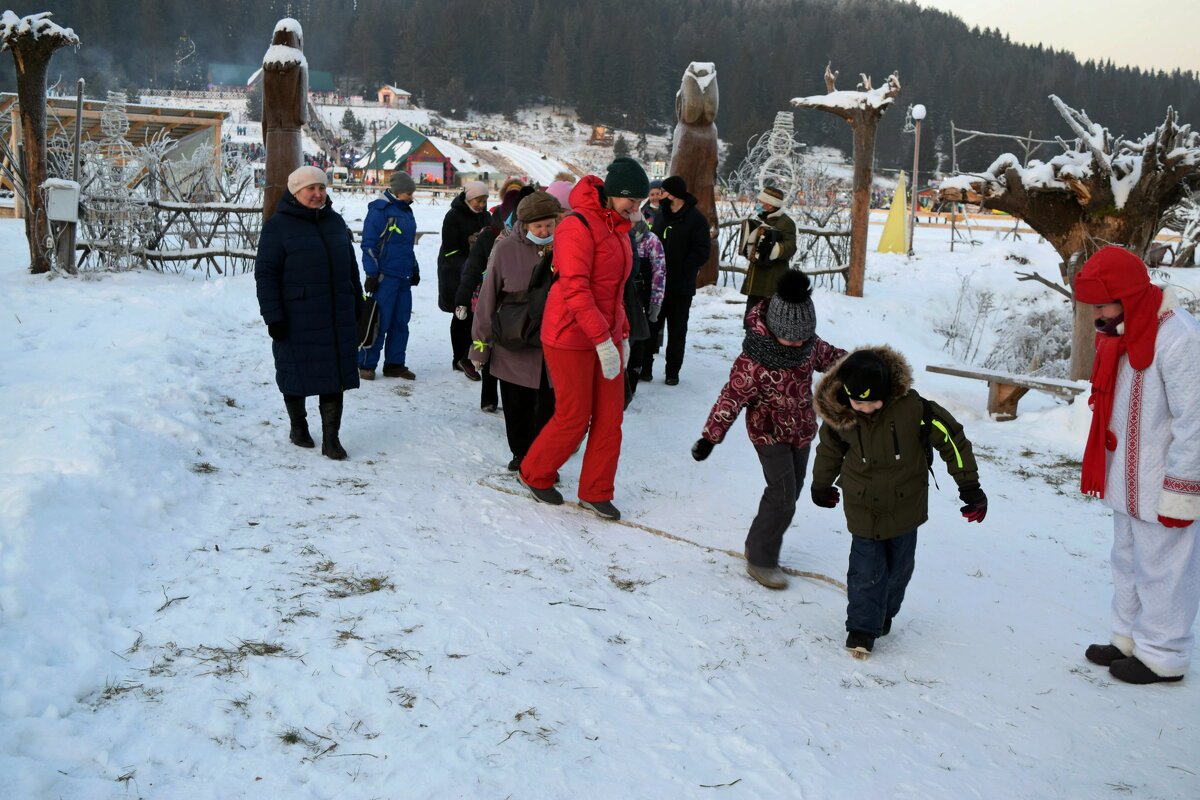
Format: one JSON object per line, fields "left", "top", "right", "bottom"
{"left": 982, "top": 306, "right": 1073, "bottom": 378}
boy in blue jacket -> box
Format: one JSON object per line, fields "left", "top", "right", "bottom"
{"left": 359, "top": 171, "right": 420, "bottom": 380}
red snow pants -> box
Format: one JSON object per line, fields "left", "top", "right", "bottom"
{"left": 519, "top": 343, "right": 625, "bottom": 502}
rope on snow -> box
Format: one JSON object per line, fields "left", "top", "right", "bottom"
{"left": 477, "top": 473, "right": 847, "bottom": 593}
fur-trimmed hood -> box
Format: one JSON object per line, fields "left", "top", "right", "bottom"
{"left": 815, "top": 345, "right": 914, "bottom": 430}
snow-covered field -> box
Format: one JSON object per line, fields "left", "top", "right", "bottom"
{"left": 2, "top": 199, "right": 1200, "bottom": 798}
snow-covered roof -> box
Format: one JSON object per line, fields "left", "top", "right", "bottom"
{"left": 381, "top": 85, "right": 411, "bottom": 96}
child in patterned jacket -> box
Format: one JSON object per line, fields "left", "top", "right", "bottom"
{"left": 691, "top": 270, "right": 846, "bottom": 589}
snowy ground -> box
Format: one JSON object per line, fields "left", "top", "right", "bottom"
{"left": 3, "top": 203, "right": 1200, "bottom": 799}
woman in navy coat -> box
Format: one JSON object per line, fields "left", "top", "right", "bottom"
{"left": 255, "top": 166, "right": 363, "bottom": 459}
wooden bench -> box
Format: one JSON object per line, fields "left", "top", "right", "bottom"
{"left": 925, "top": 364, "right": 1086, "bottom": 421}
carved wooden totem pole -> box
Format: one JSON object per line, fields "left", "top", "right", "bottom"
{"left": 261, "top": 19, "right": 307, "bottom": 220}
{"left": 668, "top": 62, "right": 719, "bottom": 288}
{"left": 793, "top": 66, "right": 901, "bottom": 297}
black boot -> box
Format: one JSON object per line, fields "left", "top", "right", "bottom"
{"left": 283, "top": 395, "right": 315, "bottom": 448}
{"left": 319, "top": 395, "right": 348, "bottom": 460}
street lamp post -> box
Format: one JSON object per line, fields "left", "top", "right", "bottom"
{"left": 907, "top": 103, "right": 926, "bottom": 254}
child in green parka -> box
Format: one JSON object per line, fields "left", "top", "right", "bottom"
{"left": 811, "top": 346, "right": 987, "bottom": 658}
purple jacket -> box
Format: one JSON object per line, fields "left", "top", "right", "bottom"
{"left": 701, "top": 301, "right": 845, "bottom": 447}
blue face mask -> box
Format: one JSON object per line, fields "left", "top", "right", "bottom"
{"left": 527, "top": 231, "right": 554, "bottom": 246}
{"left": 754, "top": 203, "right": 766, "bottom": 215}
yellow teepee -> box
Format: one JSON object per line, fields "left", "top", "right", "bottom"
{"left": 877, "top": 172, "right": 909, "bottom": 253}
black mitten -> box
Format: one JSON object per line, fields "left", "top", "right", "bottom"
{"left": 267, "top": 320, "right": 288, "bottom": 341}
{"left": 691, "top": 438, "right": 715, "bottom": 461}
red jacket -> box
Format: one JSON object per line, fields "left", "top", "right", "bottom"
{"left": 540, "top": 175, "right": 632, "bottom": 350}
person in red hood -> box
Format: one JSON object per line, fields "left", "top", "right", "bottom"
{"left": 517, "top": 157, "right": 649, "bottom": 521}
{"left": 1075, "top": 245, "right": 1200, "bottom": 684}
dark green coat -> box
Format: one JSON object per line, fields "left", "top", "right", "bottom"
{"left": 813, "top": 346, "right": 979, "bottom": 540}
{"left": 742, "top": 209, "right": 797, "bottom": 297}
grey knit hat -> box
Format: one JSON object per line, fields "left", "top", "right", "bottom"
{"left": 389, "top": 171, "right": 416, "bottom": 195}
{"left": 764, "top": 270, "right": 816, "bottom": 342}
{"left": 516, "top": 190, "right": 562, "bottom": 223}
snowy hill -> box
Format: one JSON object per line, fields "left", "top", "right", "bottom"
{"left": 2, "top": 195, "right": 1199, "bottom": 798}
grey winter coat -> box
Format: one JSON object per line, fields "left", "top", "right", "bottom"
{"left": 471, "top": 223, "right": 549, "bottom": 389}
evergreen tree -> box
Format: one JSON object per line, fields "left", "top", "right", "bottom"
{"left": 245, "top": 81, "right": 262, "bottom": 123}
{"left": 340, "top": 108, "right": 358, "bottom": 133}
{"left": 636, "top": 132, "right": 649, "bottom": 161}
{"left": 613, "top": 134, "right": 630, "bottom": 158}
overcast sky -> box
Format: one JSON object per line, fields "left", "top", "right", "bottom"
{"left": 909, "top": 0, "right": 1197, "bottom": 75}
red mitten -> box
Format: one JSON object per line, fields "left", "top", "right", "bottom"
{"left": 1158, "top": 515, "right": 1194, "bottom": 529}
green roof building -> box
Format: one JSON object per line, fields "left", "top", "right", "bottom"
{"left": 354, "top": 122, "right": 454, "bottom": 185}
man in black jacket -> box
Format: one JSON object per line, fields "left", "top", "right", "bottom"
{"left": 645, "top": 175, "right": 711, "bottom": 385}
{"left": 437, "top": 181, "right": 490, "bottom": 373}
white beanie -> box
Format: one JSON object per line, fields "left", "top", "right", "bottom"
{"left": 287, "top": 165, "right": 328, "bottom": 195}
{"left": 464, "top": 180, "right": 489, "bottom": 201}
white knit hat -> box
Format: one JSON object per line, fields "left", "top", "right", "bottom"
{"left": 757, "top": 185, "right": 787, "bottom": 209}
{"left": 464, "top": 180, "right": 489, "bottom": 201}
{"left": 287, "top": 165, "right": 328, "bottom": 195}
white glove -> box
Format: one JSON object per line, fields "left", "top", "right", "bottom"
{"left": 596, "top": 338, "right": 621, "bottom": 380}
{"left": 454, "top": 305, "right": 468, "bottom": 320}
{"left": 620, "top": 338, "right": 630, "bottom": 368}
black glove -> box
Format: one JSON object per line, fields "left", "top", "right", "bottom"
{"left": 267, "top": 320, "right": 288, "bottom": 341}
{"left": 364, "top": 274, "right": 380, "bottom": 294}
{"left": 755, "top": 226, "right": 781, "bottom": 261}
{"left": 958, "top": 482, "right": 988, "bottom": 523}
{"left": 811, "top": 485, "right": 840, "bottom": 508}
{"left": 410, "top": 265, "right": 420, "bottom": 286}
{"left": 691, "top": 438, "right": 715, "bottom": 461}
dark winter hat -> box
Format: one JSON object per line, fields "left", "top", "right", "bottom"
{"left": 389, "top": 171, "right": 416, "bottom": 195}
{"left": 764, "top": 270, "right": 816, "bottom": 342}
{"left": 604, "top": 156, "right": 650, "bottom": 199}
{"left": 517, "top": 190, "right": 562, "bottom": 223}
{"left": 840, "top": 350, "right": 891, "bottom": 403}
{"left": 649, "top": 179, "right": 664, "bottom": 190}
{"left": 661, "top": 175, "right": 688, "bottom": 198}
{"left": 757, "top": 185, "right": 786, "bottom": 208}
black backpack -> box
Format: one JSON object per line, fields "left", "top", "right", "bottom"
{"left": 492, "top": 247, "right": 557, "bottom": 349}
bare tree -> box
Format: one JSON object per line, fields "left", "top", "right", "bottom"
{"left": 0, "top": 11, "right": 79, "bottom": 274}
{"left": 939, "top": 96, "right": 1200, "bottom": 377}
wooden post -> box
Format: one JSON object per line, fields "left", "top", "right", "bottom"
{"left": 846, "top": 123, "right": 878, "bottom": 297}
{"left": 792, "top": 67, "right": 901, "bottom": 298}
{"left": 0, "top": 13, "right": 80, "bottom": 273}
{"left": 261, "top": 19, "right": 307, "bottom": 221}
{"left": 667, "top": 62, "right": 720, "bottom": 288}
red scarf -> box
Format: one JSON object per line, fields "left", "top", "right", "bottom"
{"left": 1080, "top": 332, "right": 1125, "bottom": 497}
{"left": 1078, "top": 284, "right": 1164, "bottom": 498}
{"left": 1073, "top": 247, "right": 1165, "bottom": 498}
